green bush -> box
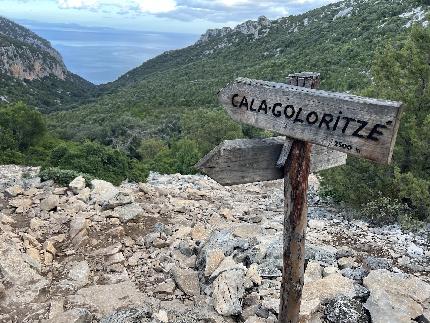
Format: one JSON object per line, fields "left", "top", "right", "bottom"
{"left": 361, "top": 196, "right": 410, "bottom": 225}
{"left": 39, "top": 167, "right": 93, "bottom": 186}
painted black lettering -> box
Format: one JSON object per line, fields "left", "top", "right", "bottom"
{"left": 319, "top": 113, "right": 334, "bottom": 130}
{"left": 293, "top": 108, "right": 304, "bottom": 123}
{"left": 257, "top": 100, "right": 268, "bottom": 114}
{"left": 272, "top": 103, "right": 282, "bottom": 117}
{"left": 341, "top": 117, "right": 356, "bottom": 134}
{"left": 231, "top": 94, "right": 239, "bottom": 107}
{"left": 284, "top": 105, "right": 295, "bottom": 119}
{"left": 332, "top": 111, "right": 343, "bottom": 131}
{"left": 367, "top": 124, "right": 387, "bottom": 141}
{"left": 239, "top": 96, "right": 249, "bottom": 110}
{"left": 306, "top": 111, "right": 319, "bottom": 125}
{"left": 352, "top": 120, "right": 368, "bottom": 138}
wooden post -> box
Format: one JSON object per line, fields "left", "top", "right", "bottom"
{"left": 279, "top": 73, "right": 320, "bottom": 323}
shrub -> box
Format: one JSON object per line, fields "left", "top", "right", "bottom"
{"left": 39, "top": 167, "right": 93, "bottom": 186}
{"left": 361, "top": 196, "right": 410, "bottom": 226}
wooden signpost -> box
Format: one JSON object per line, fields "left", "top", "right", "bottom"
{"left": 196, "top": 72, "right": 403, "bottom": 323}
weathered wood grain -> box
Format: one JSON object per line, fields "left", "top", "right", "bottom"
{"left": 195, "top": 137, "right": 346, "bottom": 186}
{"left": 218, "top": 78, "right": 403, "bottom": 164}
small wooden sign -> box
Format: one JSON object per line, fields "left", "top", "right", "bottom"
{"left": 219, "top": 78, "right": 403, "bottom": 164}
{"left": 196, "top": 137, "right": 347, "bottom": 186}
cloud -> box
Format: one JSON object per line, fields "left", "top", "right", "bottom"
{"left": 55, "top": 0, "right": 340, "bottom": 22}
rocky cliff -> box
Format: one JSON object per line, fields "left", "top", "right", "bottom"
{"left": 0, "top": 17, "right": 66, "bottom": 80}
{"left": 0, "top": 17, "right": 95, "bottom": 112}
{"left": 0, "top": 165, "right": 429, "bottom": 322}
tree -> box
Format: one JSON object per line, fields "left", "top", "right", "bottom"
{"left": 322, "top": 25, "right": 430, "bottom": 222}
{"left": 0, "top": 102, "right": 46, "bottom": 150}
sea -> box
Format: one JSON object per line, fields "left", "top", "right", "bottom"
{"left": 20, "top": 21, "right": 199, "bottom": 85}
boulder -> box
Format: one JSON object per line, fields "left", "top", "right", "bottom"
{"left": 304, "top": 261, "right": 322, "bottom": 284}
{"left": 204, "top": 249, "right": 225, "bottom": 277}
{"left": 69, "top": 215, "right": 89, "bottom": 247}
{"left": 324, "top": 296, "right": 369, "bottom": 323}
{"left": 4, "top": 185, "right": 23, "bottom": 198}
{"left": 114, "top": 203, "right": 143, "bottom": 223}
{"left": 91, "top": 180, "right": 119, "bottom": 205}
{"left": 40, "top": 194, "right": 60, "bottom": 212}
{"left": 68, "top": 261, "right": 91, "bottom": 288}
{"left": 213, "top": 269, "right": 245, "bottom": 316}
{"left": 364, "top": 269, "right": 430, "bottom": 323}
{"left": 172, "top": 268, "right": 200, "bottom": 296}
{"left": 69, "top": 176, "right": 86, "bottom": 194}
{"left": 68, "top": 281, "right": 148, "bottom": 316}
{"left": 305, "top": 243, "right": 338, "bottom": 266}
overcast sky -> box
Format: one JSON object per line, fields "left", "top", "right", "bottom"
{"left": 1, "top": 0, "right": 340, "bottom": 33}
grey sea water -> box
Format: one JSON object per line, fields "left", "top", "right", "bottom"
{"left": 21, "top": 21, "right": 199, "bottom": 84}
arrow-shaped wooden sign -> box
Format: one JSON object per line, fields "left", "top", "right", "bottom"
{"left": 196, "top": 137, "right": 346, "bottom": 186}
{"left": 219, "top": 78, "right": 403, "bottom": 164}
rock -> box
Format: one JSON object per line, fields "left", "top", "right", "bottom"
{"left": 68, "top": 261, "right": 91, "bottom": 287}
{"left": 407, "top": 243, "right": 424, "bottom": 258}
{"left": 9, "top": 197, "right": 32, "bottom": 211}
{"left": 213, "top": 269, "right": 245, "bottom": 316}
{"left": 46, "top": 308, "right": 92, "bottom": 323}
{"left": 103, "top": 192, "right": 134, "bottom": 210}
{"left": 69, "top": 215, "right": 89, "bottom": 247}
{"left": 43, "top": 240, "right": 57, "bottom": 265}
{"left": 233, "top": 224, "right": 262, "bottom": 239}
{"left": 5, "top": 185, "right": 23, "bottom": 197}
{"left": 92, "top": 243, "right": 122, "bottom": 256}
{"left": 154, "top": 310, "right": 169, "bottom": 323}
{"left": 155, "top": 279, "right": 176, "bottom": 294}
{"left": 196, "top": 230, "right": 248, "bottom": 273}
{"left": 324, "top": 296, "right": 369, "bottom": 323}
{"left": 362, "top": 256, "right": 391, "bottom": 271}
{"left": 336, "top": 246, "right": 355, "bottom": 259}
{"left": 308, "top": 219, "right": 326, "bottom": 230}
{"left": 91, "top": 179, "right": 119, "bottom": 205}
{"left": 301, "top": 273, "right": 355, "bottom": 319}
{"left": 40, "top": 194, "right": 60, "bottom": 211}
{"left": 77, "top": 188, "right": 91, "bottom": 203}
{"left": 100, "top": 307, "right": 152, "bottom": 323}
{"left": 246, "top": 264, "right": 262, "bottom": 286}
{"left": 210, "top": 256, "right": 246, "bottom": 280}
{"left": 0, "top": 232, "right": 48, "bottom": 305}
{"left": 338, "top": 257, "right": 357, "bottom": 269}
{"left": 304, "top": 261, "right": 322, "bottom": 284}
{"left": 341, "top": 267, "right": 368, "bottom": 282}
{"left": 191, "top": 223, "right": 209, "bottom": 241}
{"left": 0, "top": 282, "right": 5, "bottom": 299}
{"left": 305, "top": 243, "right": 338, "bottom": 266}
{"left": 68, "top": 281, "right": 148, "bottom": 316}
{"left": 30, "top": 217, "right": 45, "bottom": 230}
{"left": 364, "top": 269, "right": 430, "bottom": 323}
{"left": 322, "top": 266, "right": 339, "bottom": 277}
{"left": 114, "top": 203, "right": 143, "bottom": 223}
{"left": 172, "top": 268, "right": 200, "bottom": 296}
{"left": 204, "top": 249, "right": 225, "bottom": 277}
{"left": 244, "top": 316, "right": 267, "bottom": 323}
{"left": 69, "top": 176, "right": 86, "bottom": 194}
{"left": 258, "top": 261, "right": 282, "bottom": 278}
{"left": 106, "top": 252, "right": 126, "bottom": 265}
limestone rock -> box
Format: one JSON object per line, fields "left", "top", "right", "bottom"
{"left": 364, "top": 269, "right": 430, "bottom": 323}
{"left": 69, "top": 176, "right": 86, "bottom": 194}
{"left": 172, "top": 268, "right": 200, "bottom": 296}
{"left": 114, "top": 203, "right": 143, "bottom": 223}
{"left": 301, "top": 273, "right": 355, "bottom": 319}
{"left": 40, "top": 194, "right": 60, "bottom": 211}
{"left": 46, "top": 308, "right": 92, "bottom": 323}
{"left": 191, "top": 223, "right": 209, "bottom": 241}
{"left": 155, "top": 279, "right": 176, "bottom": 295}
{"left": 304, "top": 261, "right": 322, "bottom": 284}
{"left": 213, "top": 269, "right": 245, "bottom": 316}
{"left": 91, "top": 180, "right": 119, "bottom": 205}
{"left": 68, "top": 281, "right": 148, "bottom": 316}
{"left": 69, "top": 215, "right": 89, "bottom": 247}
{"left": 305, "top": 243, "right": 338, "bottom": 266}
{"left": 324, "top": 296, "right": 369, "bottom": 323}
{"left": 5, "top": 185, "right": 23, "bottom": 197}
{"left": 68, "top": 261, "right": 91, "bottom": 287}
{"left": 204, "top": 249, "right": 225, "bottom": 277}
{"left": 100, "top": 307, "right": 152, "bottom": 323}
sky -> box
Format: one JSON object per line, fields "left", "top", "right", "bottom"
{"left": 1, "top": 0, "right": 340, "bottom": 34}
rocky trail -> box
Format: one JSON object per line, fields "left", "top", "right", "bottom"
{"left": 0, "top": 165, "right": 429, "bottom": 323}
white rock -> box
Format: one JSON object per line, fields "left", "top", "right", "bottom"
{"left": 213, "top": 269, "right": 245, "bottom": 316}
{"left": 91, "top": 179, "right": 119, "bottom": 205}
{"left": 68, "top": 261, "right": 90, "bottom": 287}
{"left": 407, "top": 243, "right": 424, "bottom": 258}
{"left": 69, "top": 176, "right": 86, "bottom": 194}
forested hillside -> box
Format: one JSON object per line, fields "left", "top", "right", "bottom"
{"left": 0, "top": 16, "right": 95, "bottom": 112}
{"left": 1, "top": 0, "right": 429, "bottom": 226}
